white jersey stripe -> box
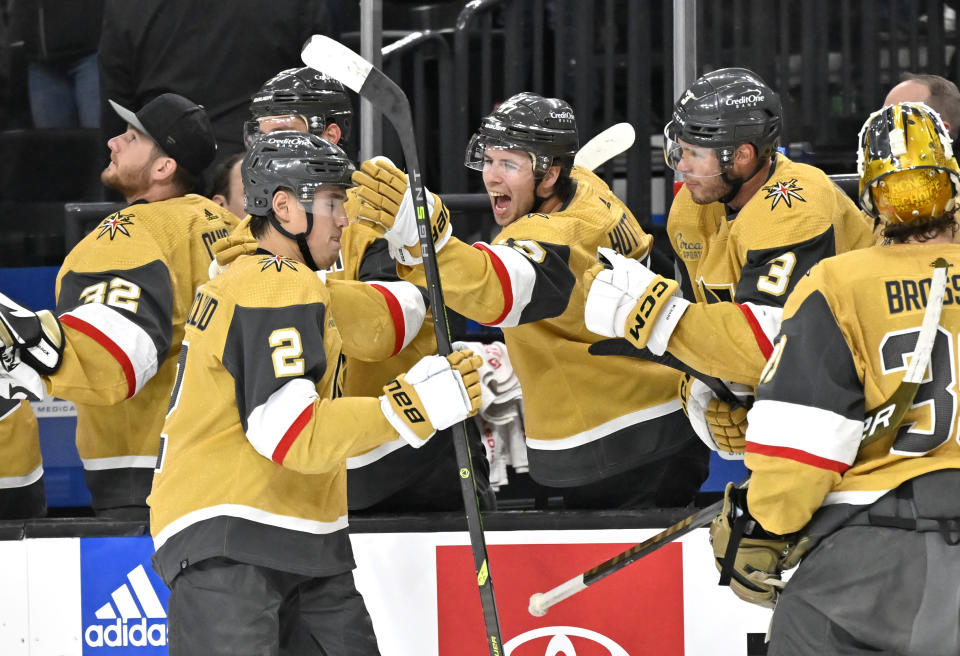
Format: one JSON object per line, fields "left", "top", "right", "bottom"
{"left": 346, "top": 436, "right": 407, "bottom": 469}
{"left": 62, "top": 303, "right": 158, "bottom": 395}
{"left": 526, "top": 399, "right": 682, "bottom": 450}
{"left": 478, "top": 242, "right": 538, "bottom": 328}
{"left": 245, "top": 378, "right": 318, "bottom": 461}
{"left": 81, "top": 455, "right": 157, "bottom": 471}
{"left": 746, "top": 399, "right": 862, "bottom": 466}
{"left": 153, "top": 503, "right": 349, "bottom": 550}
{"left": 0, "top": 464, "right": 43, "bottom": 489}
{"left": 368, "top": 280, "right": 427, "bottom": 353}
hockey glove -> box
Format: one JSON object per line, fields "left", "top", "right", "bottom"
{"left": 583, "top": 247, "right": 688, "bottom": 355}
{"left": 706, "top": 397, "right": 749, "bottom": 454}
{"left": 708, "top": 482, "right": 798, "bottom": 609}
{"left": 209, "top": 232, "right": 259, "bottom": 278}
{"left": 380, "top": 350, "right": 482, "bottom": 448}
{"left": 679, "top": 373, "right": 749, "bottom": 458}
{"left": 351, "top": 158, "right": 453, "bottom": 266}
{"left": 0, "top": 292, "right": 63, "bottom": 375}
{"left": 0, "top": 348, "right": 45, "bottom": 400}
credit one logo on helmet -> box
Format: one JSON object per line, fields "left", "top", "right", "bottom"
{"left": 725, "top": 88, "right": 765, "bottom": 107}
{"left": 80, "top": 536, "right": 170, "bottom": 653}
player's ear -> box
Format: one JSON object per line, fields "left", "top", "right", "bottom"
{"left": 152, "top": 155, "right": 177, "bottom": 184}
{"left": 321, "top": 123, "right": 341, "bottom": 145}
{"left": 272, "top": 189, "right": 292, "bottom": 223}
{"left": 536, "top": 164, "right": 562, "bottom": 196}
{"left": 733, "top": 143, "right": 756, "bottom": 164}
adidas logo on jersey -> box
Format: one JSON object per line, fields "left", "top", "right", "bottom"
{"left": 83, "top": 564, "right": 167, "bottom": 648}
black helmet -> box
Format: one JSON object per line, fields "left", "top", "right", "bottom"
{"left": 245, "top": 67, "right": 353, "bottom": 147}
{"left": 664, "top": 67, "right": 781, "bottom": 172}
{"left": 465, "top": 92, "right": 579, "bottom": 176}
{"left": 243, "top": 131, "right": 355, "bottom": 217}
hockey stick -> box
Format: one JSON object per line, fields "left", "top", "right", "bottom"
{"left": 574, "top": 122, "right": 636, "bottom": 171}
{"left": 529, "top": 493, "right": 730, "bottom": 616}
{"left": 861, "top": 257, "right": 950, "bottom": 448}
{"left": 301, "top": 36, "right": 504, "bottom": 655}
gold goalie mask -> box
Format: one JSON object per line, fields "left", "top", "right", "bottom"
{"left": 858, "top": 101, "right": 960, "bottom": 224}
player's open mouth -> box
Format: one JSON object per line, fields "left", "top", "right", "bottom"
{"left": 490, "top": 192, "right": 511, "bottom": 215}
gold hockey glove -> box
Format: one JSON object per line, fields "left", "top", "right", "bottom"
{"left": 705, "top": 398, "right": 748, "bottom": 454}
{"left": 380, "top": 350, "right": 482, "bottom": 447}
{"left": 351, "top": 158, "right": 452, "bottom": 266}
{"left": 709, "top": 482, "right": 795, "bottom": 608}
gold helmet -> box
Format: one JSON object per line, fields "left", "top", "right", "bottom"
{"left": 858, "top": 102, "right": 960, "bottom": 224}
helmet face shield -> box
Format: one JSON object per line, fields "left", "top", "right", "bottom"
{"left": 243, "top": 114, "right": 311, "bottom": 148}
{"left": 465, "top": 132, "right": 548, "bottom": 175}
{"left": 663, "top": 124, "right": 723, "bottom": 179}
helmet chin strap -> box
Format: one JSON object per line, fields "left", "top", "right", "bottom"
{"left": 268, "top": 210, "right": 320, "bottom": 271}
{"left": 718, "top": 155, "right": 769, "bottom": 205}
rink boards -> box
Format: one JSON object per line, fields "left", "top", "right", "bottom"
{"left": 0, "top": 527, "right": 774, "bottom": 655}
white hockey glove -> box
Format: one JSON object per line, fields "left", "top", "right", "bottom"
{"left": 0, "top": 347, "right": 45, "bottom": 400}
{"left": 679, "top": 374, "right": 750, "bottom": 459}
{"left": 351, "top": 158, "right": 453, "bottom": 266}
{"left": 380, "top": 350, "right": 482, "bottom": 448}
{"left": 583, "top": 247, "right": 689, "bottom": 355}
{"left": 0, "top": 292, "right": 63, "bottom": 375}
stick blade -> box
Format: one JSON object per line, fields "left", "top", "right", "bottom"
{"left": 574, "top": 122, "right": 636, "bottom": 170}
{"left": 301, "top": 35, "right": 372, "bottom": 93}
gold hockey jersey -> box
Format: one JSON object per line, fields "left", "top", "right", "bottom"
{"left": 47, "top": 195, "right": 231, "bottom": 478}
{"left": 744, "top": 243, "right": 960, "bottom": 535}
{"left": 149, "top": 251, "right": 401, "bottom": 582}
{"left": 219, "top": 199, "right": 442, "bottom": 507}
{"left": 667, "top": 154, "right": 874, "bottom": 385}
{"left": 0, "top": 399, "right": 42, "bottom": 488}
{"left": 398, "top": 166, "right": 693, "bottom": 486}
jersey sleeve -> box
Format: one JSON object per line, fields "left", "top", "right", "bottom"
{"left": 397, "top": 231, "right": 576, "bottom": 327}
{"left": 326, "top": 278, "right": 426, "bottom": 360}
{"left": 221, "top": 301, "right": 394, "bottom": 475}
{"left": 48, "top": 254, "right": 174, "bottom": 405}
{"left": 744, "top": 269, "right": 865, "bottom": 535}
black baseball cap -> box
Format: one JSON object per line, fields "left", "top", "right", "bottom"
{"left": 108, "top": 93, "right": 217, "bottom": 176}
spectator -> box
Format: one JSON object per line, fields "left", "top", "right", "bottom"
{"left": 208, "top": 152, "right": 245, "bottom": 222}
{"left": 98, "top": 0, "right": 332, "bottom": 174}
{"left": 11, "top": 0, "right": 103, "bottom": 128}
{"left": 884, "top": 73, "right": 960, "bottom": 139}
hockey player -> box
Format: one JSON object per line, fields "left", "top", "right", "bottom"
{"left": 232, "top": 67, "right": 493, "bottom": 512}
{"left": 0, "top": 399, "right": 45, "bottom": 518}
{"left": 584, "top": 68, "right": 874, "bottom": 456}
{"left": 708, "top": 102, "right": 960, "bottom": 655}
{"left": 0, "top": 93, "right": 233, "bottom": 518}
{"left": 147, "top": 132, "right": 482, "bottom": 654}
{"left": 352, "top": 92, "right": 708, "bottom": 509}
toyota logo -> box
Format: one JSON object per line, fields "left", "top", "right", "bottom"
{"left": 505, "top": 626, "right": 629, "bottom": 655}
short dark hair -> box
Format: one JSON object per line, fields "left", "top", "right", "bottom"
{"left": 207, "top": 152, "right": 244, "bottom": 199}
{"left": 148, "top": 142, "right": 202, "bottom": 196}
{"left": 882, "top": 210, "right": 959, "bottom": 243}
{"left": 902, "top": 73, "right": 960, "bottom": 139}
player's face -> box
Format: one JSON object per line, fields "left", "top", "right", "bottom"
{"left": 481, "top": 148, "right": 536, "bottom": 226}
{"left": 304, "top": 187, "right": 349, "bottom": 269}
{"left": 223, "top": 158, "right": 246, "bottom": 219}
{"left": 101, "top": 127, "right": 157, "bottom": 199}
{"left": 673, "top": 140, "right": 732, "bottom": 204}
